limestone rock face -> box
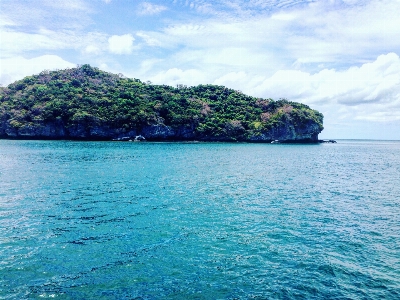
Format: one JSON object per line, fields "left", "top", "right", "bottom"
{"left": 0, "top": 118, "right": 322, "bottom": 142}
{"left": 259, "top": 120, "right": 321, "bottom": 142}
{"left": 141, "top": 124, "right": 176, "bottom": 139}
{"left": 1, "top": 120, "right": 66, "bottom": 138}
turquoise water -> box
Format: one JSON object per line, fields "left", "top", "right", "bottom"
{"left": 0, "top": 140, "right": 399, "bottom": 299}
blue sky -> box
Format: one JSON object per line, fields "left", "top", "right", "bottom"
{"left": 1, "top": 0, "right": 400, "bottom": 139}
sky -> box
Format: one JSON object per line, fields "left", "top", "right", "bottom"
{"left": 1, "top": 0, "right": 400, "bottom": 139}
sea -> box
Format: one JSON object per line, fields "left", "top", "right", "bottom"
{"left": 0, "top": 140, "right": 399, "bottom": 299}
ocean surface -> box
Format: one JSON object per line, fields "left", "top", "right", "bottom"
{"left": 0, "top": 140, "right": 399, "bottom": 299}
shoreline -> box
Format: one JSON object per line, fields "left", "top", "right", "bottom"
{"left": 0, "top": 136, "right": 335, "bottom": 144}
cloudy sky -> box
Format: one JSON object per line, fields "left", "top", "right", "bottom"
{"left": 1, "top": 0, "right": 400, "bottom": 139}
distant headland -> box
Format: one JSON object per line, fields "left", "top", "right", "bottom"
{"left": 0, "top": 65, "right": 324, "bottom": 143}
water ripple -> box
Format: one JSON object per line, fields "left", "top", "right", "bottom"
{"left": 1, "top": 140, "right": 400, "bottom": 299}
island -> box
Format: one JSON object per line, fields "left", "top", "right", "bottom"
{"left": 0, "top": 65, "right": 324, "bottom": 143}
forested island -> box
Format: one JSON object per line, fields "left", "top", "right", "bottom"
{"left": 0, "top": 65, "right": 324, "bottom": 142}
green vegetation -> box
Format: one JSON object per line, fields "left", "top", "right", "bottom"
{"left": 0, "top": 65, "right": 324, "bottom": 141}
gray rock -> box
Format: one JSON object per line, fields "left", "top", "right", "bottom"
{"left": 141, "top": 124, "right": 175, "bottom": 139}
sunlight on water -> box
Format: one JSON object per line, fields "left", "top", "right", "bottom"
{"left": 1, "top": 140, "right": 399, "bottom": 299}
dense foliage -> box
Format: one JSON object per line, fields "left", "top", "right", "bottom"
{"left": 0, "top": 65, "right": 323, "bottom": 141}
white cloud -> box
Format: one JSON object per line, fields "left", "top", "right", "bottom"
{"left": 43, "top": 0, "right": 88, "bottom": 11}
{"left": 0, "top": 30, "right": 67, "bottom": 58}
{"left": 150, "top": 68, "right": 207, "bottom": 86}
{"left": 214, "top": 71, "right": 247, "bottom": 86}
{"left": 0, "top": 55, "right": 75, "bottom": 86}
{"left": 0, "top": 0, "right": 93, "bottom": 31}
{"left": 253, "top": 53, "right": 400, "bottom": 107}
{"left": 0, "top": 28, "right": 108, "bottom": 58}
{"left": 98, "top": 63, "right": 109, "bottom": 71}
{"left": 139, "top": 58, "right": 164, "bottom": 74}
{"left": 285, "top": 0, "right": 400, "bottom": 65}
{"left": 137, "top": 32, "right": 161, "bottom": 46}
{"left": 108, "top": 34, "right": 135, "bottom": 54}
{"left": 213, "top": 71, "right": 264, "bottom": 92}
{"left": 83, "top": 45, "right": 101, "bottom": 55}
{"left": 142, "top": 0, "right": 400, "bottom": 73}
{"left": 138, "top": 2, "right": 167, "bottom": 15}
{"left": 0, "top": 15, "right": 15, "bottom": 27}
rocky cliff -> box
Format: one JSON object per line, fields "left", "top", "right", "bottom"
{"left": 0, "top": 65, "right": 324, "bottom": 142}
